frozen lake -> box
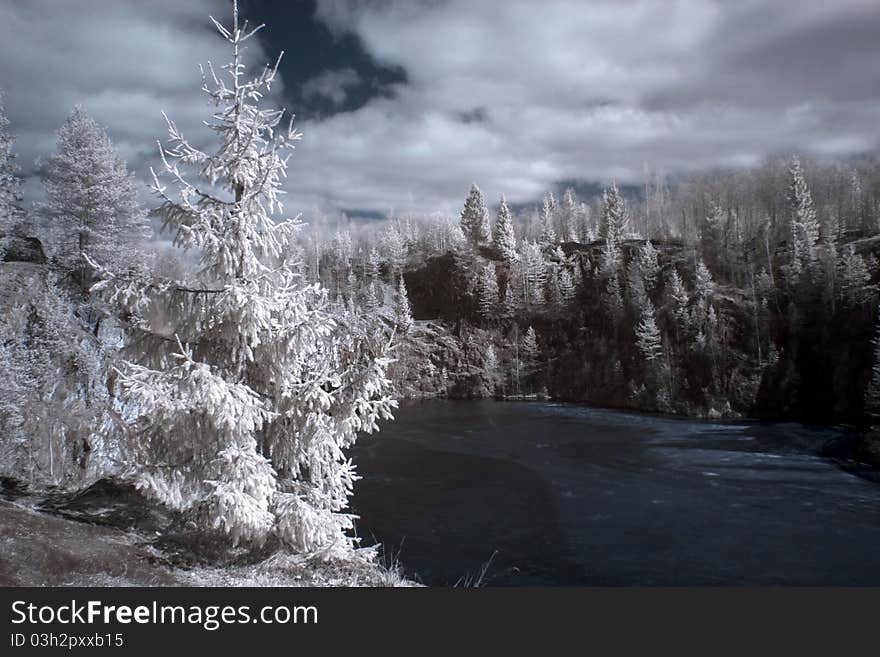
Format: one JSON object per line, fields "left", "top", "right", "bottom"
{"left": 351, "top": 400, "right": 880, "bottom": 585}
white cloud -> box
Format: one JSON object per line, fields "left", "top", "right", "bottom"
{"left": 283, "top": 0, "right": 880, "bottom": 215}
{"left": 0, "top": 0, "right": 275, "bottom": 204}
{"left": 301, "top": 68, "right": 362, "bottom": 106}
{"left": 2, "top": 0, "right": 879, "bottom": 220}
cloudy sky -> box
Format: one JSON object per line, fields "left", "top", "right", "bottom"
{"left": 1, "top": 0, "right": 879, "bottom": 219}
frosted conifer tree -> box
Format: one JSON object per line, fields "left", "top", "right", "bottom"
{"left": 460, "top": 184, "right": 490, "bottom": 247}
{"left": 838, "top": 245, "right": 873, "bottom": 309}
{"left": 492, "top": 194, "right": 518, "bottom": 265}
{"left": 694, "top": 258, "right": 715, "bottom": 304}
{"left": 521, "top": 241, "right": 546, "bottom": 307}
{"left": 382, "top": 224, "right": 407, "bottom": 277}
{"left": 40, "top": 107, "right": 150, "bottom": 289}
{"left": 787, "top": 157, "right": 820, "bottom": 277}
{"left": 365, "top": 246, "right": 381, "bottom": 281}
{"left": 539, "top": 192, "right": 557, "bottom": 246}
{"left": 0, "top": 93, "right": 23, "bottom": 231}
{"left": 395, "top": 276, "right": 414, "bottom": 334}
{"left": 668, "top": 269, "right": 690, "bottom": 332}
{"left": 637, "top": 240, "right": 660, "bottom": 291}
{"left": 521, "top": 326, "right": 539, "bottom": 364}
{"left": 89, "top": 2, "right": 396, "bottom": 555}
{"left": 635, "top": 299, "right": 663, "bottom": 362}
{"left": 561, "top": 188, "right": 579, "bottom": 242}
{"left": 558, "top": 268, "right": 575, "bottom": 306}
{"left": 477, "top": 262, "right": 499, "bottom": 319}
{"left": 599, "top": 182, "right": 629, "bottom": 245}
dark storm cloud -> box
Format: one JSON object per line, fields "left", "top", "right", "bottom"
{"left": 1, "top": 0, "right": 878, "bottom": 217}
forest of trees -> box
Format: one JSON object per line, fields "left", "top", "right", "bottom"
{"left": 283, "top": 157, "right": 880, "bottom": 429}
{"left": 2, "top": 1, "right": 880, "bottom": 557}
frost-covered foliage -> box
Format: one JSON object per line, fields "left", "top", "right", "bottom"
{"left": 539, "top": 192, "right": 557, "bottom": 246}
{"left": 477, "top": 262, "right": 499, "bottom": 319}
{"left": 39, "top": 107, "right": 150, "bottom": 287}
{"left": 492, "top": 195, "right": 518, "bottom": 265}
{"left": 635, "top": 299, "right": 663, "bottom": 362}
{"left": 89, "top": 3, "right": 396, "bottom": 555}
{"left": 0, "top": 92, "right": 23, "bottom": 231}
{"left": 599, "top": 182, "right": 629, "bottom": 244}
{"left": 787, "top": 156, "right": 820, "bottom": 278}
{"left": 460, "top": 183, "right": 490, "bottom": 247}
{"left": 395, "top": 276, "right": 413, "bottom": 334}
{"left": 0, "top": 267, "right": 107, "bottom": 485}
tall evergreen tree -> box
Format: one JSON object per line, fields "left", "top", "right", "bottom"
{"left": 477, "top": 262, "right": 499, "bottom": 319}
{"left": 668, "top": 268, "right": 690, "bottom": 332}
{"left": 838, "top": 245, "right": 873, "bottom": 309}
{"left": 460, "top": 183, "right": 490, "bottom": 247}
{"left": 637, "top": 240, "right": 660, "bottom": 292}
{"left": 635, "top": 299, "right": 663, "bottom": 362}
{"left": 787, "top": 156, "right": 820, "bottom": 277}
{"left": 599, "top": 182, "right": 629, "bottom": 245}
{"left": 561, "top": 188, "right": 579, "bottom": 242}
{"left": 521, "top": 240, "right": 546, "bottom": 307}
{"left": 89, "top": 2, "right": 396, "bottom": 554}
{"left": 492, "top": 194, "right": 518, "bottom": 265}
{"left": 40, "top": 107, "right": 150, "bottom": 290}
{"left": 395, "top": 276, "right": 414, "bottom": 334}
{"left": 694, "top": 258, "right": 715, "bottom": 304}
{"left": 539, "top": 192, "right": 557, "bottom": 246}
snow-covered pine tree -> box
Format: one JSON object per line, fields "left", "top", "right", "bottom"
{"left": 460, "top": 184, "right": 490, "bottom": 247}
{"left": 561, "top": 188, "right": 579, "bottom": 242}
{"left": 492, "top": 194, "right": 518, "bottom": 265}
{"left": 365, "top": 246, "right": 381, "bottom": 281}
{"left": 40, "top": 107, "right": 150, "bottom": 291}
{"left": 558, "top": 268, "right": 575, "bottom": 306}
{"left": 521, "top": 325, "right": 539, "bottom": 364}
{"left": 635, "top": 299, "right": 663, "bottom": 362}
{"left": 838, "top": 245, "right": 873, "bottom": 309}
{"left": 395, "top": 276, "right": 414, "bottom": 334}
{"left": 668, "top": 268, "right": 690, "bottom": 332}
{"left": 539, "top": 192, "right": 557, "bottom": 246}
{"left": 599, "top": 182, "right": 629, "bottom": 245}
{"left": 477, "top": 262, "right": 499, "bottom": 319}
{"left": 0, "top": 92, "right": 23, "bottom": 231}
{"left": 89, "top": 2, "right": 396, "bottom": 555}
{"left": 694, "top": 258, "right": 715, "bottom": 305}
{"left": 637, "top": 240, "right": 660, "bottom": 292}
{"left": 521, "top": 240, "right": 546, "bottom": 307}
{"left": 787, "top": 156, "right": 820, "bottom": 277}
{"left": 382, "top": 223, "right": 408, "bottom": 277}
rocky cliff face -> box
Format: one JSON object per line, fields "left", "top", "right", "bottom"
{"left": 1, "top": 231, "right": 47, "bottom": 264}
{"left": 397, "top": 237, "right": 879, "bottom": 425}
